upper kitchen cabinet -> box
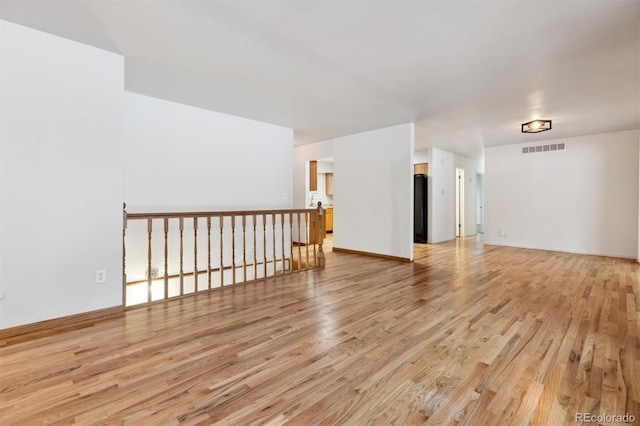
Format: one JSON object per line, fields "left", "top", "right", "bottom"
{"left": 325, "top": 173, "right": 333, "bottom": 195}
{"left": 309, "top": 160, "right": 318, "bottom": 191}
{"left": 414, "top": 163, "right": 428, "bottom": 175}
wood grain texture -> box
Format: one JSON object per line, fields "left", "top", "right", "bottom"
{"left": 325, "top": 173, "right": 333, "bottom": 196}
{"left": 309, "top": 160, "right": 317, "bottom": 192}
{"left": 324, "top": 208, "right": 333, "bottom": 233}
{"left": 332, "top": 246, "right": 412, "bottom": 262}
{"left": 1, "top": 237, "right": 639, "bottom": 425}
{"left": 0, "top": 306, "right": 123, "bottom": 344}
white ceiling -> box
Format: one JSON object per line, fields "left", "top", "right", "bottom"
{"left": 1, "top": 0, "right": 639, "bottom": 159}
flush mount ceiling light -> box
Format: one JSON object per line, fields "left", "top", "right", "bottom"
{"left": 521, "top": 119, "right": 552, "bottom": 133}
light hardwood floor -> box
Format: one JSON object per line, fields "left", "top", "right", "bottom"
{"left": 1, "top": 237, "right": 639, "bottom": 425}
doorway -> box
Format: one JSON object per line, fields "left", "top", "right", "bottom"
{"left": 305, "top": 157, "right": 334, "bottom": 245}
{"left": 475, "top": 173, "right": 484, "bottom": 234}
{"left": 456, "top": 168, "right": 464, "bottom": 237}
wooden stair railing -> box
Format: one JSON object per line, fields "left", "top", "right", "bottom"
{"left": 123, "top": 204, "right": 324, "bottom": 308}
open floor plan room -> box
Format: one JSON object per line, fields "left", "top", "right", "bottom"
{"left": 1, "top": 238, "right": 638, "bottom": 425}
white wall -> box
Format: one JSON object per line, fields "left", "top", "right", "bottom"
{"left": 333, "top": 124, "right": 414, "bottom": 260}
{"left": 124, "top": 92, "right": 293, "bottom": 211}
{"left": 428, "top": 148, "right": 455, "bottom": 243}
{"left": 485, "top": 130, "right": 639, "bottom": 258}
{"left": 0, "top": 20, "right": 125, "bottom": 328}
{"left": 414, "top": 148, "right": 431, "bottom": 165}
{"left": 317, "top": 161, "right": 333, "bottom": 174}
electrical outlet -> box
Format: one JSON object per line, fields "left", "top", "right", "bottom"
{"left": 96, "top": 269, "right": 106, "bottom": 284}
{"left": 146, "top": 268, "right": 158, "bottom": 280}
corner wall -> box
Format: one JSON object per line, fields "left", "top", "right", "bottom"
{"left": 0, "top": 20, "right": 296, "bottom": 330}
{"left": 485, "top": 130, "right": 639, "bottom": 258}
{"left": 0, "top": 20, "right": 125, "bottom": 328}
{"left": 294, "top": 124, "right": 414, "bottom": 260}
{"left": 333, "top": 124, "right": 414, "bottom": 260}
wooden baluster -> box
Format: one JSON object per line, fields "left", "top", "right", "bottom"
{"left": 164, "top": 218, "right": 169, "bottom": 300}
{"left": 122, "top": 203, "right": 127, "bottom": 307}
{"left": 231, "top": 216, "right": 236, "bottom": 285}
{"left": 179, "top": 217, "right": 184, "bottom": 296}
{"left": 219, "top": 216, "right": 224, "bottom": 287}
{"left": 305, "top": 212, "right": 310, "bottom": 268}
{"left": 253, "top": 214, "right": 257, "bottom": 280}
{"left": 242, "top": 215, "right": 247, "bottom": 283}
{"left": 262, "top": 214, "right": 267, "bottom": 279}
{"left": 207, "top": 217, "right": 212, "bottom": 290}
{"left": 289, "top": 212, "right": 293, "bottom": 273}
{"left": 147, "top": 218, "right": 153, "bottom": 304}
{"left": 280, "top": 213, "right": 285, "bottom": 274}
{"left": 316, "top": 202, "right": 325, "bottom": 268}
{"left": 297, "top": 212, "right": 302, "bottom": 271}
{"left": 272, "top": 213, "right": 276, "bottom": 276}
{"left": 122, "top": 208, "right": 328, "bottom": 307}
{"left": 193, "top": 217, "right": 198, "bottom": 292}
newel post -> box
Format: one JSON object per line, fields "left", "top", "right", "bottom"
{"left": 316, "top": 201, "right": 325, "bottom": 268}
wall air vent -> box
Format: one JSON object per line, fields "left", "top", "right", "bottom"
{"left": 522, "top": 143, "right": 566, "bottom": 154}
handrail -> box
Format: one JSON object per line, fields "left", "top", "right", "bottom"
{"left": 126, "top": 208, "right": 315, "bottom": 219}
{"left": 123, "top": 204, "right": 325, "bottom": 308}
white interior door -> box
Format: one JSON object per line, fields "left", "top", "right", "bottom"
{"left": 456, "top": 168, "right": 464, "bottom": 237}
{"left": 476, "top": 173, "right": 484, "bottom": 234}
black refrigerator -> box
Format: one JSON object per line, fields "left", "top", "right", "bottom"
{"left": 414, "top": 174, "right": 428, "bottom": 243}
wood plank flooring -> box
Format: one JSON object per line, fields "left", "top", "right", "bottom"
{"left": 1, "top": 237, "right": 639, "bottom": 425}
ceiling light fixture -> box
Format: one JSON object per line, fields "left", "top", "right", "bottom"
{"left": 521, "top": 119, "right": 552, "bottom": 133}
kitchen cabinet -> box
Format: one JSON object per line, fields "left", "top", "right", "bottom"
{"left": 309, "top": 160, "right": 318, "bottom": 191}
{"left": 325, "top": 207, "right": 333, "bottom": 233}
{"left": 325, "top": 173, "right": 333, "bottom": 195}
{"left": 414, "top": 163, "right": 428, "bottom": 175}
